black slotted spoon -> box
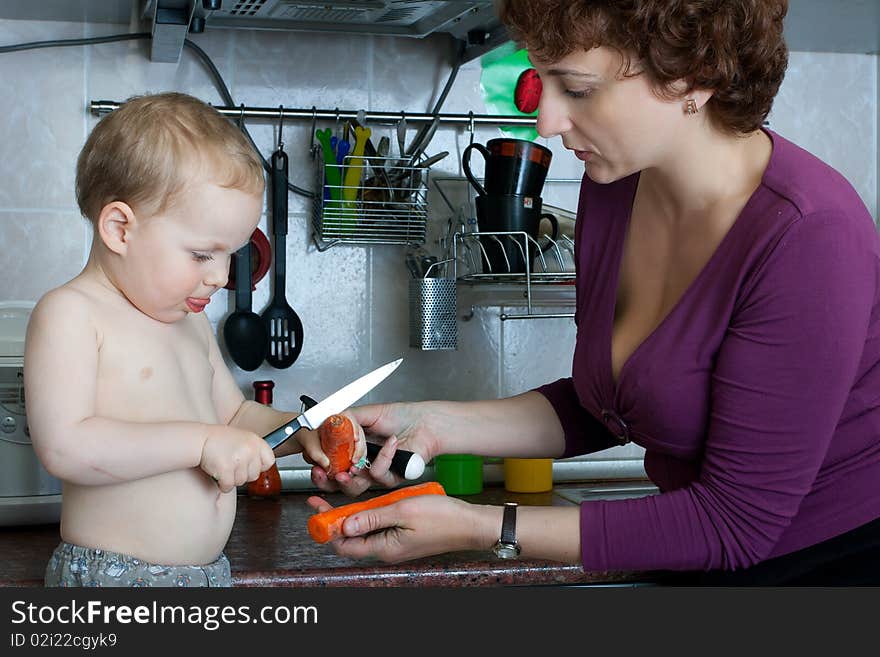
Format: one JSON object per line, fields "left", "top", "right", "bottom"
{"left": 261, "top": 146, "right": 304, "bottom": 368}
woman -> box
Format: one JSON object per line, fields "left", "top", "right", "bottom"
{"left": 307, "top": 0, "right": 880, "bottom": 584}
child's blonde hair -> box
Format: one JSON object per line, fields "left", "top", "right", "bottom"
{"left": 76, "top": 92, "right": 265, "bottom": 223}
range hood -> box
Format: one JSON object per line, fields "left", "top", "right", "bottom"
{"left": 146, "top": 0, "right": 506, "bottom": 61}
{"left": 0, "top": 0, "right": 507, "bottom": 62}
{"left": 179, "top": 0, "right": 499, "bottom": 38}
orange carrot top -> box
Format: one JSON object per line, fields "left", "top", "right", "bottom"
{"left": 319, "top": 414, "right": 355, "bottom": 477}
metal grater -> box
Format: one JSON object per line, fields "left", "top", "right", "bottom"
{"left": 408, "top": 277, "right": 457, "bottom": 350}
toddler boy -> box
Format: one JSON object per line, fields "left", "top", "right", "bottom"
{"left": 24, "top": 92, "right": 363, "bottom": 587}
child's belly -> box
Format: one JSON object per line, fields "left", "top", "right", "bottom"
{"left": 59, "top": 468, "right": 237, "bottom": 566}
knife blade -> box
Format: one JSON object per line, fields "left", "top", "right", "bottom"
{"left": 262, "top": 358, "right": 403, "bottom": 450}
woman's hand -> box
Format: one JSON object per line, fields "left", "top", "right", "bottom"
{"left": 309, "top": 402, "right": 440, "bottom": 497}
{"left": 305, "top": 493, "right": 487, "bottom": 563}
{"left": 296, "top": 409, "right": 367, "bottom": 485}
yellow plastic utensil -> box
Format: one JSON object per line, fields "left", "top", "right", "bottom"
{"left": 342, "top": 125, "right": 371, "bottom": 207}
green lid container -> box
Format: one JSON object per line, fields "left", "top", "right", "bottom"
{"left": 433, "top": 454, "right": 483, "bottom": 495}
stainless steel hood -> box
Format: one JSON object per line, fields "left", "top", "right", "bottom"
{"left": 183, "top": 0, "right": 499, "bottom": 39}
{"left": 145, "top": 0, "right": 506, "bottom": 61}
{"left": 0, "top": 0, "right": 508, "bottom": 62}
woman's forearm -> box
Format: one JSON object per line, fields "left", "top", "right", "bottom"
{"left": 470, "top": 503, "right": 582, "bottom": 563}
{"left": 423, "top": 391, "right": 566, "bottom": 458}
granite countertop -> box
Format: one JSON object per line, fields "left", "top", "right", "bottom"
{"left": 0, "top": 484, "right": 665, "bottom": 587}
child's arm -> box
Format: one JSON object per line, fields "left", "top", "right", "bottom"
{"left": 24, "top": 289, "right": 271, "bottom": 489}
{"left": 206, "top": 320, "right": 366, "bottom": 469}
{"left": 205, "top": 320, "right": 300, "bottom": 450}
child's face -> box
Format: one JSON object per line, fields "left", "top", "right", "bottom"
{"left": 120, "top": 180, "right": 263, "bottom": 323}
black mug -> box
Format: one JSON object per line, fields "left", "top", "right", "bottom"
{"left": 475, "top": 194, "right": 559, "bottom": 274}
{"left": 463, "top": 138, "right": 553, "bottom": 198}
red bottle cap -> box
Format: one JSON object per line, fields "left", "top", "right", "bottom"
{"left": 253, "top": 380, "right": 275, "bottom": 406}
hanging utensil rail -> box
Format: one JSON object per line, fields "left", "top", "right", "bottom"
{"left": 90, "top": 100, "right": 538, "bottom": 128}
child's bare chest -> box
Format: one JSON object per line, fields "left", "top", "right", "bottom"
{"left": 93, "top": 312, "right": 219, "bottom": 423}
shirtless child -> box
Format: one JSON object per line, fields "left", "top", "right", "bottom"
{"left": 24, "top": 92, "right": 365, "bottom": 587}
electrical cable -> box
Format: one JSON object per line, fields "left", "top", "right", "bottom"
{"left": 180, "top": 38, "right": 312, "bottom": 197}
{"left": 0, "top": 33, "right": 149, "bottom": 53}
{"left": 399, "top": 39, "right": 466, "bottom": 163}
{"left": 429, "top": 39, "right": 466, "bottom": 116}
{"left": 0, "top": 31, "right": 314, "bottom": 197}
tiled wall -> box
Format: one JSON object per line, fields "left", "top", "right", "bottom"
{"left": 1, "top": 19, "right": 877, "bottom": 474}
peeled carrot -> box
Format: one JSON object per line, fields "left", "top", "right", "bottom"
{"left": 307, "top": 481, "right": 446, "bottom": 544}
{"left": 319, "top": 414, "right": 355, "bottom": 477}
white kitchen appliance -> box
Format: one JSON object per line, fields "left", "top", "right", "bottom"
{"left": 0, "top": 301, "right": 62, "bottom": 526}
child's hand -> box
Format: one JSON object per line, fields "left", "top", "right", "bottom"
{"left": 200, "top": 426, "right": 276, "bottom": 493}
{"left": 298, "top": 410, "right": 366, "bottom": 485}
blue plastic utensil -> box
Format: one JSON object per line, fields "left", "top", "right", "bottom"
{"left": 335, "top": 139, "right": 351, "bottom": 166}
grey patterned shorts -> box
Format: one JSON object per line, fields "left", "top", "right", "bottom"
{"left": 44, "top": 541, "right": 233, "bottom": 588}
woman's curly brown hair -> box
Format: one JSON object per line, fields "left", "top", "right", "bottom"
{"left": 498, "top": 0, "right": 789, "bottom": 135}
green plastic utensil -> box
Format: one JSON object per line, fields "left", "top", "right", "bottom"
{"left": 316, "top": 127, "right": 342, "bottom": 208}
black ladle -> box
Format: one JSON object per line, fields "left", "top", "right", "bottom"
{"left": 222, "top": 242, "right": 268, "bottom": 371}
{"left": 261, "top": 146, "right": 304, "bottom": 368}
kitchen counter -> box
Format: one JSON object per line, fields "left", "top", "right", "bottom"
{"left": 0, "top": 483, "right": 668, "bottom": 587}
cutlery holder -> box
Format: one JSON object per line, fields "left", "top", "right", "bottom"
{"left": 408, "top": 277, "right": 457, "bottom": 350}
{"left": 313, "top": 155, "right": 430, "bottom": 250}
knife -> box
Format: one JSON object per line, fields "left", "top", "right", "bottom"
{"left": 263, "top": 358, "right": 403, "bottom": 450}
{"left": 296, "top": 396, "right": 425, "bottom": 481}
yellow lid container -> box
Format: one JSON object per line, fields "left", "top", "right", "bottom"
{"left": 503, "top": 458, "right": 553, "bottom": 493}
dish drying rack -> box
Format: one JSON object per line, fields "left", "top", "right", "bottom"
{"left": 451, "top": 231, "right": 576, "bottom": 320}
{"left": 429, "top": 176, "right": 579, "bottom": 321}
{"left": 312, "top": 155, "right": 430, "bottom": 251}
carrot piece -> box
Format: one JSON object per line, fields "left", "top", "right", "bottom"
{"left": 319, "top": 414, "right": 355, "bottom": 477}
{"left": 307, "top": 481, "right": 446, "bottom": 544}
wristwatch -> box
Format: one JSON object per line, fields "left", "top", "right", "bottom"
{"left": 492, "top": 502, "right": 521, "bottom": 559}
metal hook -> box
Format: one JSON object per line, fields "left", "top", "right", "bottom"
{"left": 334, "top": 107, "right": 341, "bottom": 138}
{"left": 468, "top": 111, "right": 475, "bottom": 145}
{"left": 309, "top": 105, "right": 318, "bottom": 154}
{"left": 237, "top": 103, "right": 245, "bottom": 130}
{"left": 277, "top": 105, "right": 285, "bottom": 151}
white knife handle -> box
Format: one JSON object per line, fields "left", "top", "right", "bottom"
{"left": 365, "top": 442, "right": 425, "bottom": 480}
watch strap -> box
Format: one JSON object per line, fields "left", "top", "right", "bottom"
{"left": 500, "top": 502, "right": 517, "bottom": 544}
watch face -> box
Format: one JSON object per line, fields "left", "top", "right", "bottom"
{"left": 493, "top": 543, "right": 521, "bottom": 559}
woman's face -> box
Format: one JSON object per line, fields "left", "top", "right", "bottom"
{"left": 532, "top": 46, "right": 689, "bottom": 184}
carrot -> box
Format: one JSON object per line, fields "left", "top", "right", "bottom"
{"left": 319, "top": 414, "right": 355, "bottom": 477}
{"left": 307, "top": 481, "right": 446, "bottom": 544}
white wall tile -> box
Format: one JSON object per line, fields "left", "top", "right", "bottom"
{"left": 771, "top": 51, "right": 877, "bottom": 219}
{"left": 0, "top": 211, "right": 87, "bottom": 302}
{"left": 0, "top": 20, "right": 85, "bottom": 210}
